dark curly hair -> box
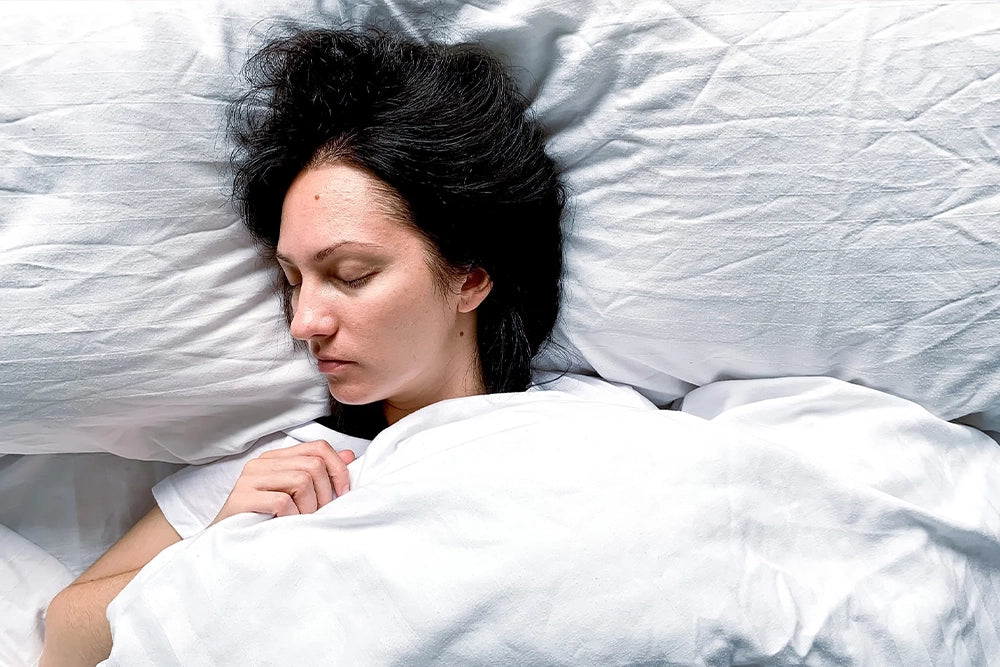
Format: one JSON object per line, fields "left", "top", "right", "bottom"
{"left": 228, "top": 27, "right": 565, "bottom": 429}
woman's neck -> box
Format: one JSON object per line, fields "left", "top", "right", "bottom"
{"left": 382, "top": 368, "right": 486, "bottom": 425}
{"left": 381, "top": 318, "right": 486, "bottom": 426}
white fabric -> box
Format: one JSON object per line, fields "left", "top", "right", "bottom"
{"left": 0, "top": 1, "right": 332, "bottom": 461}
{"left": 154, "top": 374, "right": 650, "bottom": 538}
{"left": 0, "top": 454, "right": 182, "bottom": 577}
{"left": 525, "top": 0, "right": 1000, "bottom": 427}
{"left": 0, "top": 525, "right": 73, "bottom": 667}
{"left": 104, "top": 379, "right": 1000, "bottom": 665}
{"left": 0, "top": 453, "right": 178, "bottom": 665}
{"left": 154, "top": 422, "right": 370, "bottom": 539}
{"left": 3, "top": 0, "right": 999, "bottom": 463}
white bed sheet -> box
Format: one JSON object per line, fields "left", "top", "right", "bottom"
{"left": 103, "top": 378, "right": 1000, "bottom": 665}
{"left": 0, "top": 454, "right": 181, "bottom": 665}
{"left": 0, "top": 525, "right": 73, "bottom": 667}
{"left": 0, "top": 454, "right": 182, "bottom": 577}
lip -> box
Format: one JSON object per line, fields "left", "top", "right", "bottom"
{"left": 315, "top": 357, "right": 353, "bottom": 374}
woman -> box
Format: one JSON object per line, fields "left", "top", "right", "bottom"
{"left": 41, "top": 26, "right": 565, "bottom": 665}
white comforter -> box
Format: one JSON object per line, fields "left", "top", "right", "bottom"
{"left": 101, "top": 377, "right": 1000, "bottom": 665}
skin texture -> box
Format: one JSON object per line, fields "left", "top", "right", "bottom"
{"left": 39, "top": 506, "right": 181, "bottom": 667}
{"left": 41, "top": 163, "right": 493, "bottom": 665}
{"left": 210, "top": 441, "right": 355, "bottom": 526}
{"left": 40, "top": 443, "right": 354, "bottom": 667}
{"left": 277, "top": 163, "right": 492, "bottom": 425}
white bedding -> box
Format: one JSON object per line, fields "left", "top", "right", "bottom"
{"left": 0, "top": 525, "right": 72, "bottom": 667}
{"left": 3, "top": 0, "right": 998, "bottom": 462}
{"left": 0, "top": 455, "right": 181, "bottom": 578}
{"left": 103, "top": 378, "right": 1000, "bottom": 665}
{"left": 0, "top": 454, "right": 181, "bottom": 666}
{"left": 153, "top": 422, "right": 371, "bottom": 539}
{"left": 2, "top": 0, "right": 999, "bottom": 664}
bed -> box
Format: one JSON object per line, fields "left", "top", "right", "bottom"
{"left": 2, "top": 0, "right": 999, "bottom": 664}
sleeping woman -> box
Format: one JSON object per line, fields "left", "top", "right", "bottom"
{"left": 41, "top": 25, "right": 576, "bottom": 665}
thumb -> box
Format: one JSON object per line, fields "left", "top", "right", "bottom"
{"left": 337, "top": 449, "right": 356, "bottom": 465}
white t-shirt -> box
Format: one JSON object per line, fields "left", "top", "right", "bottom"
{"left": 153, "top": 373, "right": 656, "bottom": 538}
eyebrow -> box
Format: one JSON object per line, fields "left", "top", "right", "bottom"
{"left": 275, "top": 240, "right": 382, "bottom": 265}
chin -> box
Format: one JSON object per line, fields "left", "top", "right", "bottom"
{"left": 326, "top": 381, "right": 379, "bottom": 407}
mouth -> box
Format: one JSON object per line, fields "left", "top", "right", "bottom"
{"left": 314, "top": 356, "right": 353, "bottom": 374}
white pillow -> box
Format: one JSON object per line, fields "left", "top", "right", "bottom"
{"left": 0, "top": 1, "right": 337, "bottom": 462}
{"left": 3, "top": 0, "right": 998, "bottom": 463}
{"left": 337, "top": 0, "right": 1000, "bottom": 429}
{"left": 519, "top": 0, "right": 1000, "bottom": 429}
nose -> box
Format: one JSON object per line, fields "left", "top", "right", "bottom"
{"left": 288, "top": 282, "right": 336, "bottom": 341}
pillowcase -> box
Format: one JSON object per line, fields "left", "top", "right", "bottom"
{"left": 518, "top": 0, "right": 1000, "bottom": 430}
{"left": 0, "top": 1, "right": 337, "bottom": 462}
{"left": 3, "top": 0, "right": 998, "bottom": 463}
{"left": 330, "top": 0, "right": 1000, "bottom": 430}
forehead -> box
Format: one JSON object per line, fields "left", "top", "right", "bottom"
{"left": 277, "top": 163, "right": 418, "bottom": 257}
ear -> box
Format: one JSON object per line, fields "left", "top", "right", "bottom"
{"left": 457, "top": 267, "right": 493, "bottom": 313}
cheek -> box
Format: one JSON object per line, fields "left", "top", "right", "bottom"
{"left": 383, "top": 283, "right": 456, "bottom": 346}
{"left": 348, "top": 283, "right": 428, "bottom": 351}
{"left": 346, "top": 262, "right": 457, "bottom": 353}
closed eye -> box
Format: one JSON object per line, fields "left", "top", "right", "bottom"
{"left": 341, "top": 273, "right": 375, "bottom": 289}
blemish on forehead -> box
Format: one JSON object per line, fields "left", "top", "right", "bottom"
{"left": 314, "top": 194, "right": 321, "bottom": 200}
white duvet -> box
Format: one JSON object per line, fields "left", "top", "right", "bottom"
{"left": 103, "top": 377, "right": 1000, "bottom": 665}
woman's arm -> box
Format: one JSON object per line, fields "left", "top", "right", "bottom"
{"left": 40, "top": 504, "right": 181, "bottom": 667}
{"left": 40, "top": 440, "right": 354, "bottom": 666}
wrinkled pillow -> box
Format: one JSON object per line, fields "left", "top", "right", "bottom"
{"left": 522, "top": 0, "right": 1000, "bottom": 432}
{"left": 2, "top": 0, "right": 998, "bottom": 464}
{"left": 0, "top": 1, "right": 335, "bottom": 462}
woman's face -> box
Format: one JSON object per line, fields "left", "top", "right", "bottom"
{"left": 277, "top": 163, "right": 489, "bottom": 421}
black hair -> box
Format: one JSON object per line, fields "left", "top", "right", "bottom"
{"left": 229, "top": 27, "right": 565, "bottom": 434}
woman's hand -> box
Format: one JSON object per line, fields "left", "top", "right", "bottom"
{"left": 211, "top": 440, "right": 356, "bottom": 526}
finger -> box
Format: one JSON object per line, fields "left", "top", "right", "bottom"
{"left": 268, "top": 440, "right": 352, "bottom": 498}
{"left": 212, "top": 489, "right": 300, "bottom": 525}
{"left": 241, "top": 464, "right": 322, "bottom": 514}
{"left": 337, "top": 449, "right": 356, "bottom": 465}
{"left": 258, "top": 439, "right": 336, "bottom": 459}
{"left": 285, "top": 469, "right": 320, "bottom": 514}
{"left": 260, "top": 490, "right": 302, "bottom": 518}
{"left": 244, "top": 452, "right": 334, "bottom": 511}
